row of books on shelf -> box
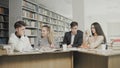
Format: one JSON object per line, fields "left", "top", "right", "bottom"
{"left": 38, "top": 7, "right": 49, "bottom": 16}
{"left": 0, "top": 7, "right": 8, "bottom": 14}
{"left": 38, "top": 15, "right": 67, "bottom": 26}
{"left": 52, "top": 25, "right": 64, "bottom": 31}
{"left": 38, "top": 15, "right": 49, "bottom": 22}
{"left": 22, "top": 0, "right": 37, "bottom": 12}
{"left": 0, "top": 15, "right": 8, "bottom": 22}
{"left": 22, "top": 10, "right": 38, "bottom": 20}
{"left": 54, "top": 36, "right": 64, "bottom": 43}
{"left": 0, "top": 23, "right": 8, "bottom": 29}
{"left": 23, "top": 19, "right": 36, "bottom": 27}
{"left": 54, "top": 32, "right": 64, "bottom": 38}
{"left": 64, "top": 27, "right": 70, "bottom": 32}
{"left": 111, "top": 38, "right": 120, "bottom": 50}
{"left": 0, "top": 38, "right": 8, "bottom": 44}
{"left": 0, "top": 31, "right": 8, "bottom": 37}
{"left": 38, "top": 22, "right": 69, "bottom": 32}
{"left": 65, "top": 22, "right": 70, "bottom": 27}
{"left": 22, "top": 0, "right": 72, "bottom": 23}
{"left": 38, "top": 22, "right": 42, "bottom": 29}
{"left": 25, "top": 29, "right": 37, "bottom": 36}
{"left": 38, "top": 7, "right": 71, "bottom": 22}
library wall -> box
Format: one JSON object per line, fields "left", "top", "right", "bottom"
{"left": 9, "top": 0, "right": 22, "bottom": 35}
{"left": 72, "top": 0, "right": 84, "bottom": 31}
{"left": 84, "top": 0, "right": 120, "bottom": 41}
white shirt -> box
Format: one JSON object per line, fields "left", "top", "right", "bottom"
{"left": 8, "top": 33, "right": 33, "bottom": 52}
{"left": 71, "top": 34, "right": 75, "bottom": 45}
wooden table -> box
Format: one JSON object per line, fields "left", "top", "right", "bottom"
{"left": 74, "top": 49, "right": 120, "bottom": 68}
{"left": 0, "top": 51, "right": 73, "bottom": 68}
{"left": 0, "top": 48, "right": 120, "bottom": 68}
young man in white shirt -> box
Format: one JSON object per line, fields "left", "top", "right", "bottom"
{"left": 9, "top": 21, "right": 33, "bottom": 52}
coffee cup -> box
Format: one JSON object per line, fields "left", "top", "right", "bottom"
{"left": 101, "top": 44, "right": 106, "bottom": 50}
{"left": 62, "top": 44, "right": 67, "bottom": 51}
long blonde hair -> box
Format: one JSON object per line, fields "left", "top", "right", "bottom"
{"left": 41, "top": 25, "right": 54, "bottom": 45}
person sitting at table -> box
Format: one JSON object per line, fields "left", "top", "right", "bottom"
{"left": 81, "top": 22, "right": 106, "bottom": 49}
{"left": 39, "top": 25, "right": 55, "bottom": 48}
{"left": 63, "top": 21, "right": 83, "bottom": 48}
{"left": 80, "top": 29, "right": 90, "bottom": 47}
{"left": 8, "top": 21, "right": 33, "bottom": 52}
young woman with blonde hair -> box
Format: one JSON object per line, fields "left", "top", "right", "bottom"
{"left": 40, "top": 25, "right": 54, "bottom": 48}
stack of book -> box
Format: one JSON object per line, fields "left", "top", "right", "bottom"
{"left": 112, "top": 39, "right": 120, "bottom": 50}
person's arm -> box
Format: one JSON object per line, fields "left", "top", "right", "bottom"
{"left": 9, "top": 34, "right": 24, "bottom": 52}
{"left": 89, "top": 36, "right": 104, "bottom": 49}
{"left": 23, "top": 36, "right": 33, "bottom": 50}
{"left": 9, "top": 34, "right": 32, "bottom": 52}
{"left": 63, "top": 32, "right": 68, "bottom": 44}
{"left": 72, "top": 32, "right": 83, "bottom": 47}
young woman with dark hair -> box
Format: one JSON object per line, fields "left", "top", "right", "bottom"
{"left": 81, "top": 22, "right": 106, "bottom": 49}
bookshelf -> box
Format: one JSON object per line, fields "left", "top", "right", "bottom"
{"left": 9, "top": 0, "right": 72, "bottom": 46}
{"left": 0, "top": 0, "right": 9, "bottom": 44}
{"left": 22, "top": 0, "right": 38, "bottom": 46}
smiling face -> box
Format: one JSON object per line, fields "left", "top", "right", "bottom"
{"left": 41, "top": 27, "right": 49, "bottom": 38}
{"left": 71, "top": 25, "right": 78, "bottom": 35}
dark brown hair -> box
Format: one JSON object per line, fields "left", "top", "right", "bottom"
{"left": 91, "top": 22, "right": 106, "bottom": 43}
{"left": 70, "top": 21, "right": 78, "bottom": 28}
{"left": 14, "top": 21, "right": 26, "bottom": 29}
